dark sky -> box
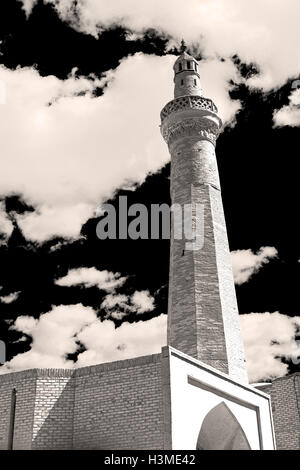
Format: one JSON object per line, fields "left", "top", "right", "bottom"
{"left": 0, "top": 0, "right": 299, "bottom": 375}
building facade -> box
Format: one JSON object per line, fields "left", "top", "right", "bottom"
{"left": 0, "top": 347, "right": 276, "bottom": 450}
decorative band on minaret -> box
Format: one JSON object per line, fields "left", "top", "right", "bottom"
{"left": 161, "top": 48, "right": 248, "bottom": 384}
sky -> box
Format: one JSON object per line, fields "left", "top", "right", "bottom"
{"left": 0, "top": 0, "right": 299, "bottom": 383}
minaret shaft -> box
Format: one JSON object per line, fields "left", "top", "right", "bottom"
{"left": 161, "top": 51, "right": 248, "bottom": 383}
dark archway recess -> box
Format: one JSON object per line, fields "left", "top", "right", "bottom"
{"left": 196, "top": 402, "right": 251, "bottom": 450}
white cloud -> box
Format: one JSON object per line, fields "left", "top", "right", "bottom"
{"left": 0, "top": 52, "right": 243, "bottom": 242}
{"left": 0, "top": 291, "right": 20, "bottom": 304}
{"left": 14, "top": 3, "right": 299, "bottom": 244}
{"left": 131, "top": 290, "right": 154, "bottom": 314}
{"left": 101, "top": 290, "right": 155, "bottom": 319}
{"left": 49, "top": 239, "right": 76, "bottom": 252}
{"left": 20, "top": 0, "right": 38, "bottom": 16}
{"left": 0, "top": 304, "right": 167, "bottom": 373}
{"left": 240, "top": 312, "right": 300, "bottom": 383}
{"left": 0, "top": 304, "right": 98, "bottom": 372}
{"left": 273, "top": 88, "right": 300, "bottom": 127}
{"left": 0, "top": 202, "right": 13, "bottom": 240}
{"left": 200, "top": 58, "right": 242, "bottom": 125}
{"left": 0, "top": 56, "right": 172, "bottom": 242}
{"left": 55, "top": 267, "right": 126, "bottom": 291}
{"left": 23, "top": 0, "right": 300, "bottom": 91}
{"left": 101, "top": 293, "right": 130, "bottom": 320}
{"left": 101, "top": 293, "right": 128, "bottom": 309}
{"left": 231, "top": 246, "right": 278, "bottom": 285}
{"left": 12, "top": 316, "right": 38, "bottom": 335}
{"left": 16, "top": 203, "right": 95, "bottom": 242}
{"left": 76, "top": 313, "right": 166, "bottom": 366}
{"left": 2, "top": 301, "right": 299, "bottom": 384}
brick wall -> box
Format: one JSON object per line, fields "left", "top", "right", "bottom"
{"left": 0, "top": 370, "right": 37, "bottom": 450}
{"left": 73, "top": 353, "right": 166, "bottom": 450}
{"left": 268, "top": 375, "right": 300, "bottom": 450}
{"left": 32, "top": 369, "right": 75, "bottom": 450}
{"left": 2, "top": 357, "right": 300, "bottom": 449}
{"left": 0, "top": 351, "right": 171, "bottom": 450}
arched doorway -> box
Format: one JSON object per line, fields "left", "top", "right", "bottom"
{"left": 196, "top": 402, "right": 251, "bottom": 450}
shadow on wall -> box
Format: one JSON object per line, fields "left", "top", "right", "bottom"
{"left": 32, "top": 377, "right": 75, "bottom": 450}
{"left": 196, "top": 402, "right": 251, "bottom": 450}
{"left": 31, "top": 358, "right": 165, "bottom": 450}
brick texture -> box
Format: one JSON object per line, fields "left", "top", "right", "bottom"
{"left": 1, "top": 355, "right": 300, "bottom": 449}
{"left": 161, "top": 97, "right": 248, "bottom": 384}
{"left": 0, "top": 370, "right": 37, "bottom": 450}
{"left": 32, "top": 370, "right": 75, "bottom": 450}
{"left": 0, "top": 352, "right": 171, "bottom": 450}
{"left": 73, "top": 354, "right": 165, "bottom": 450}
{"left": 264, "top": 375, "right": 300, "bottom": 450}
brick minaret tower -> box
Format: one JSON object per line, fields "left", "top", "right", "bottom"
{"left": 160, "top": 44, "right": 248, "bottom": 384}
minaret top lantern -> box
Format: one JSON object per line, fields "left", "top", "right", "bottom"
{"left": 173, "top": 41, "right": 202, "bottom": 98}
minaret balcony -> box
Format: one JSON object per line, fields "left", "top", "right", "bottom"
{"left": 160, "top": 95, "right": 218, "bottom": 123}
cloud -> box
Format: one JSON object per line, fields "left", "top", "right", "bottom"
{"left": 101, "top": 289, "right": 155, "bottom": 319}
{"left": 0, "top": 56, "right": 172, "bottom": 242}
{"left": 23, "top": 0, "right": 300, "bottom": 91}
{"left": 76, "top": 313, "right": 166, "bottom": 366}
{"left": 0, "top": 202, "right": 14, "bottom": 241}
{"left": 273, "top": 88, "right": 300, "bottom": 127}
{"left": 12, "top": 316, "right": 38, "bottom": 335}
{"left": 240, "top": 312, "right": 300, "bottom": 383}
{"left": 101, "top": 294, "right": 129, "bottom": 320}
{"left": 131, "top": 290, "right": 154, "bottom": 313}
{"left": 21, "top": 0, "right": 38, "bottom": 16}
{"left": 55, "top": 267, "right": 126, "bottom": 291}
{"left": 0, "top": 304, "right": 167, "bottom": 373}
{"left": 0, "top": 291, "right": 20, "bottom": 304}
{"left": 16, "top": 203, "right": 95, "bottom": 243}
{"left": 200, "top": 58, "right": 242, "bottom": 124}
{"left": 231, "top": 246, "right": 278, "bottom": 285}
{"left": 2, "top": 302, "right": 299, "bottom": 384}
{"left": 101, "top": 293, "right": 128, "bottom": 309}
{"left": 0, "top": 304, "right": 98, "bottom": 372}
{"left": 0, "top": 50, "right": 242, "bottom": 242}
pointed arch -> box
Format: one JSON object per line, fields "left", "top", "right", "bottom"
{"left": 196, "top": 402, "right": 251, "bottom": 450}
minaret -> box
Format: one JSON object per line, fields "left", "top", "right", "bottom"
{"left": 160, "top": 44, "right": 248, "bottom": 384}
